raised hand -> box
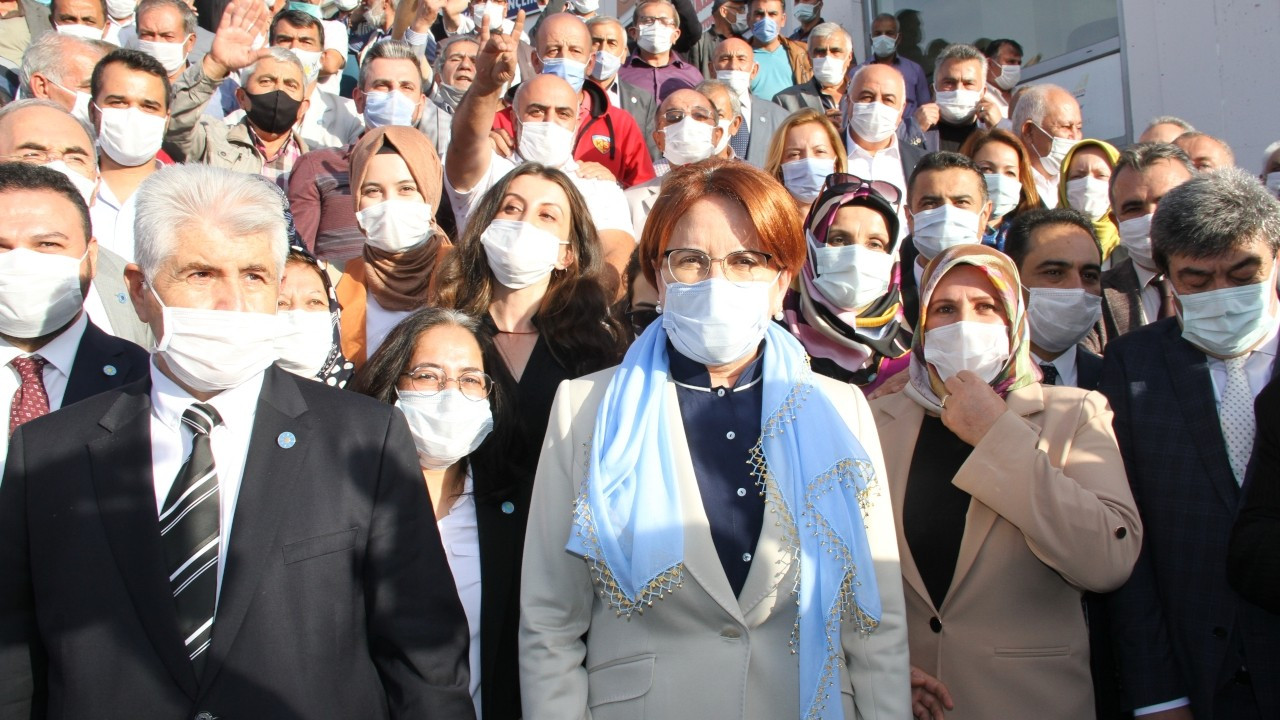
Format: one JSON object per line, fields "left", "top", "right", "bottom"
{"left": 205, "top": 0, "right": 273, "bottom": 79}
{"left": 471, "top": 9, "right": 524, "bottom": 96}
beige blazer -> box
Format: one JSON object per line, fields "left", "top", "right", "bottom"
{"left": 519, "top": 367, "right": 911, "bottom": 720}
{"left": 871, "top": 383, "right": 1142, "bottom": 720}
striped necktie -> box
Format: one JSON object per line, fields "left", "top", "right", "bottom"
{"left": 160, "top": 402, "right": 223, "bottom": 675}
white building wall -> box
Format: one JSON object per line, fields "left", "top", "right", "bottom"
{"left": 1121, "top": 0, "right": 1280, "bottom": 173}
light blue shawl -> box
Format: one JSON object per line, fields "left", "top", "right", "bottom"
{"left": 567, "top": 321, "right": 882, "bottom": 718}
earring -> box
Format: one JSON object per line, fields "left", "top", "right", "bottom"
{"left": 654, "top": 303, "right": 662, "bottom": 314}
{"left": 773, "top": 309, "right": 784, "bottom": 321}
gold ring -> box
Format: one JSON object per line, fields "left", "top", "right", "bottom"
{"left": 940, "top": 394, "right": 948, "bottom": 409}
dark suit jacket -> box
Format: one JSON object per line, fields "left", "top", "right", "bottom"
{"left": 1099, "top": 319, "right": 1280, "bottom": 717}
{"left": 614, "top": 79, "right": 659, "bottom": 163}
{"left": 773, "top": 78, "right": 826, "bottom": 113}
{"left": 62, "top": 320, "right": 149, "bottom": 407}
{"left": 1227, "top": 376, "right": 1280, "bottom": 614}
{"left": 742, "top": 94, "right": 791, "bottom": 168}
{"left": 1085, "top": 257, "right": 1146, "bottom": 354}
{"left": 1076, "top": 345, "right": 1103, "bottom": 391}
{"left": 0, "top": 366, "right": 474, "bottom": 720}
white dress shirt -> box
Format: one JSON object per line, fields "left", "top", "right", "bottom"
{"left": 845, "top": 131, "right": 909, "bottom": 241}
{"left": 0, "top": 312, "right": 87, "bottom": 472}
{"left": 436, "top": 471, "right": 482, "bottom": 719}
{"left": 149, "top": 362, "right": 265, "bottom": 602}
{"left": 1133, "top": 262, "right": 1162, "bottom": 326}
{"left": 1032, "top": 166, "right": 1059, "bottom": 208}
{"left": 90, "top": 175, "right": 143, "bottom": 262}
{"left": 1031, "top": 347, "right": 1080, "bottom": 388}
{"left": 363, "top": 290, "right": 410, "bottom": 360}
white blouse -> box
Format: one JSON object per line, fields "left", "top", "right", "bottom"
{"left": 436, "top": 471, "right": 482, "bottom": 718}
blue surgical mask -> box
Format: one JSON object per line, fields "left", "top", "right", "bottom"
{"left": 1175, "top": 268, "right": 1278, "bottom": 358}
{"left": 792, "top": 2, "right": 817, "bottom": 23}
{"left": 752, "top": 16, "right": 778, "bottom": 44}
{"left": 363, "top": 90, "right": 419, "bottom": 128}
{"left": 286, "top": 1, "right": 322, "bottom": 18}
{"left": 781, "top": 157, "right": 836, "bottom": 203}
{"left": 662, "top": 277, "right": 773, "bottom": 366}
{"left": 540, "top": 56, "right": 587, "bottom": 93}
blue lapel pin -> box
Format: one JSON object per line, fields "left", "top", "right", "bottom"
{"left": 102, "top": 364, "right": 117, "bottom": 376}
{"left": 500, "top": 501, "right": 515, "bottom": 515}
{"left": 115, "top": 291, "right": 128, "bottom": 304}
{"left": 277, "top": 431, "right": 297, "bottom": 449}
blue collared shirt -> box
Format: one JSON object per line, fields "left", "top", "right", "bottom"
{"left": 669, "top": 342, "right": 765, "bottom": 596}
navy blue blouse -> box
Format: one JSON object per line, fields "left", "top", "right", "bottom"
{"left": 668, "top": 342, "right": 766, "bottom": 597}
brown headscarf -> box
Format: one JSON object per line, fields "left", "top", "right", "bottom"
{"left": 349, "top": 125, "right": 451, "bottom": 311}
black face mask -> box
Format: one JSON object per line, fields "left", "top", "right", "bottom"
{"left": 245, "top": 88, "right": 302, "bottom": 135}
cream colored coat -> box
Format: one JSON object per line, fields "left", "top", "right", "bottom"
{"left": 520, "top": 367, "right": 912, "bottom": 720}
{"left": 871, "top": 383, "right": 1142, "bottom": 720}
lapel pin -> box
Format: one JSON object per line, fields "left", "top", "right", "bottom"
{"left": 501, "top": 501, "right": 515, "bottom": 515}
{"left": 277, "top": 431, "right": 297, "bottom": 449}
{"left": 115, "top": 292, "right": 128, "bottom": 304}
{"left": 102, "top": 364, "right": 117, "bottom": 376}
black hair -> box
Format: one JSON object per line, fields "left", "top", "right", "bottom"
{"left": 1004, "top": 207, "right": 1101, "bottom": 270}
{"left": 270, "top": 9, "right": 326, "bottom": 45}
{"left": 907, "top": 150, "right": 989, "bottom": 207}
{"left": 0, "top": 161, "right": 91, "bottom": 242}
{"left": 983, "top": 38, "right": 1023, "bottom": 59}
{"left": 90, "top": 48, "right": 171, "bottom": 111}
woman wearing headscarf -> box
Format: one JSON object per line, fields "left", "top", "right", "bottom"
{"left": 335, "top": 125, "right": 453, "bottom": 368}
{"left": 520, "top": 159, "right": 910, "bottom": 719}
{"left": 351, "top": 307, "right": 525, "bottom": 720}
{"left": 274, "top": 243, "right": 356, "bottom": 388}
{"left": 1058, "top": 139, "right": 1121, "bottom": 262}
{"left": 784, "top": 173, "right": 913, "bottom": 393}
{"left": 870, "top": 244, "right": 1141, "bottom": 720}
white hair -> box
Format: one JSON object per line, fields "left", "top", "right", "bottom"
{"left": 18, "top": 33, "right": 111, "bottom": 97}
{"left": 807, "top": 22, "right": 850, "bottom": 49}
{"left": 133, "top": 165, "right": 289, "bottom": 282}
{"left": 1012, "top": 83, "right": 1069, "bottom": 134}
{"left": 238, "top": 46, "right": 306, "bottom": 87}
{"left": 933, "top": 43, "right": 987, "bottom": 79}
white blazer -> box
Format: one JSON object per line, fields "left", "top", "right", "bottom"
{"left": 519, "top": 366, "right": 911, "bottom": 719}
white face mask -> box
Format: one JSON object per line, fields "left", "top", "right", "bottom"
{"left": 42, "top": 161, "right": 97, "bottom": 205}
{"left": 994, "top": 63, "right": 1020, "bottom": 90}
{"left": 781, "top": 156, "right": 836, "bottom": 203}
{"left": 56, "top": 22, "right": 104, "bottom": 39}
{"left": 1175, "top": 268, "right": 1278, "bottom": 358}
{"left": 1066, "top": 176, "right": 1111, "bottom": 221}
{"left": 712, "top": 118, "right": 732, "bottom": 154}
{"left": 1033, "top": 123, "right": 1074, "bottom": 176}
{"left": 274, "top": 308, "right": 333, "bottom": 378}
{"left": 910, "top": 204, "right": 982, "bottom": 260}
{"left": 637, "top": 23, "right": 674, "bottom": 54}
{"left": 1117, "top": 213, "right": 1155, "bottom": 270}
{"left": 811, "top": 55, "right": 845, "bottom": 88}
{"left": 662, "top": 277, "right": 772, "bottom": 366}
{"left": 51, "top": 81, "right": 93, "bottom": 124}
{"left": 566, "top": 0, "right": 598, "bottom": 13}
{"left": 291, "top": 48, "right": 323, "bottom": 85}
{"left": 849, "top": 101, "right": 898, "bottom": 144}
{"left": 151, "top": 287, "right": 281, "bottom": 393}
{"left": 471, "top": 1, "right": 504, "bottom": 28}
{"left": 812, "top": 242, "right": 895, "bottom": 310}
{"left": 517, "top": 120, "right": 576, "bottom": 168}
{"left": 136, "top": 38, "right": 188, "bottom": 74}
{"left": 362, "top": 90, "right": 419, "bottom": 128}
{"left": 870, "top": 34, "right": 896, "bottom": 58}
{"left": 590, "top": 50, "right": 622, "bottom": 81}
{"left": 0, "top": 248, "right": 86, "bottom": 338}
{"left": 1026, "top": 287, "right": 1102, "bottom": 353}
{"left": 356, "top": 199, "right": 434, "bottom": 253}
{"left": 716, "top": 69, "right": 750, "bottom": 97}
{"left": 984, "top": 173, "right": 1021, "bottom": 219}
{"left": 935, "top": 88, "right": 982, "bottom": 124}
{"left": 396, "top": 388, "right": 494, "bottom": 470}
{"left": 106, "top": 0, "right": 135, "bottom": 19}
{"left": 923, "top": 320, "right": 1011, "bottom": 384}
{"left": 1265, "top": 171, "right": 1280, "bottom": 199}
{"left": 661, "top": 116, "right": 716, "bottom": 166}
{"left": 96, "top": 105, "right": 166, "bottom": 167}
{"left": 480, "top": 219, "right": 566, "bottom": 289}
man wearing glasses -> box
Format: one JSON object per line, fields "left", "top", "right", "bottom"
{"left": 626, "top": 88, "right": 725, "bottom": 235}
{"left": 618, "top": 0, "right": 702, "bottom": 103}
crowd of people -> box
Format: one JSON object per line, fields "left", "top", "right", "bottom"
{"left": 0, "top": 0, "right": 1277, "bottom": 717}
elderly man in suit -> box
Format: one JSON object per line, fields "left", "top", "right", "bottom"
{"left": 1085, "top": 142, "right": 1195, "bottom": 353}
{"left": 624, "top": 87, "right": 724, "bottom": 236}
{"left": 0, "top": 163, "right": 474, "bottom": 718}
{"left": 0, "top": 162, "right": 148, "bottom": 479}
{"left": 1101, "top": 168, "right": 1280, "bottom": 720}
{"left": 710, "top": 36, "right": 788, "bottom": 168}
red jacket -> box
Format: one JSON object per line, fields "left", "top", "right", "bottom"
{"left": 492, "top": 81, "right": 655, "bottom": 189}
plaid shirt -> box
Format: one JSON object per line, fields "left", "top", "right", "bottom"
{"left": 249, "top": 127, "right": 304, "bottom": 190}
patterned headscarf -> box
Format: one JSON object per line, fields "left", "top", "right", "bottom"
{"left": 1057, "top": 139, "right": 1121, "bottom": 260}
{"left": 783, "top": 173, "right": 912, "bottom": 386}
{"left": 905, "top": 244, "right": 1039, "bottom": 413}
{"left": 288, "top": 242, "right": 355, "bottom": 388}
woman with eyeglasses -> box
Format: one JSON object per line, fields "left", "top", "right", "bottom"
{"left": 870, "top": 244, "right": 1140, "bottom": 720}
{"left": 764, "top": 108, "right": 848, "bottom": 215}
{"left": 783, "top": 173, "right": 913, "bottom": 393}
{"left": 350, "top": 307, "right": 524, "bottom": 720}
{"left": 520, "top": 159, "right": 910, "bottom": 718}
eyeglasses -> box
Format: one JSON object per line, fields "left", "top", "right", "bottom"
{"left": 661, "top": 107, "right": 717, "bottom": 125}
{"left": 1, "top": 149, "right": 94, "bottom": 173}
{"left": 823, "top": 172, "right": 902, "bottom": 209}
{"left": 624, "top": 306, "right": 659, "bottom": 336}
{"left": 636, "top": 15, "right": 677, "bottom": 27}
{"left": 663, "top": 248, "right": 778, "bottom": 286}
{"left": 400, "top": 365, "right": 493, "bottom": 400}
